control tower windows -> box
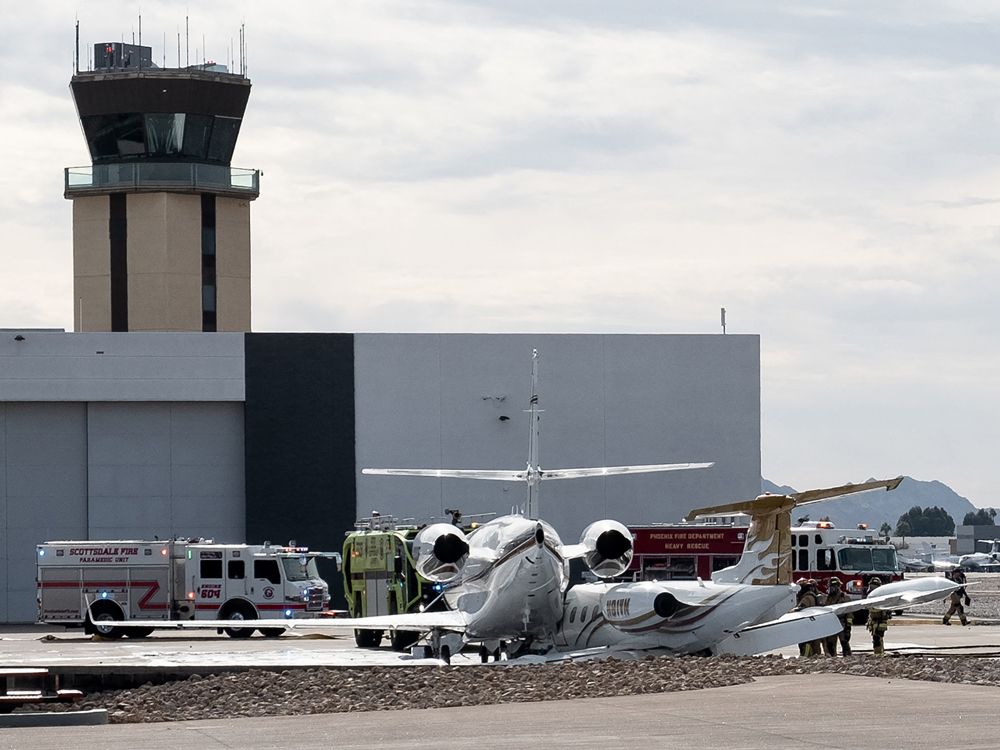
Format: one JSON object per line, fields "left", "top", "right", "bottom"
{"left": 145, "top": 114, "right": 185, "bottom": 154}
{"left": 81, "top": 113, "right": 242, "bottom": 163}
{"left": 207, "top": 116, "right": 242, "bottom": 162}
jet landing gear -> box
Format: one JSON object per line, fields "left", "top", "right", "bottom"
{"left": 412, "top": 629, "right": 465, "bottom": 665}
{"left": 478, "top": 640, "right": 504, "bottom": 663}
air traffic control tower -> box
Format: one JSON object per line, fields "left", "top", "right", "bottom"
{"left": 65, "top": 42, "right": 259, "bottom": 332}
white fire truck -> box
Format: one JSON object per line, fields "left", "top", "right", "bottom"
{"left": 36, "top": 538, "right": 341, "bottom": 638}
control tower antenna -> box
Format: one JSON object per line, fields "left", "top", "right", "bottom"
{"left": 74, "top": 18, "right": 80, "bottom": 75}
{"left": 185, "top": 14, "right": 189, "bottom": 67}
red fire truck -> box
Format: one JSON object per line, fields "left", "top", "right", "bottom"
{"left": 628, "top": 520, "right": 902, "bottom": 594}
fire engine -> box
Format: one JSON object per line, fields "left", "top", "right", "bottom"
{"left": 342, "top": 512, "right": 470, "bottom": 650}
{"left": 36, "top": 538, "right": 341, "bottom": 638}
{"left": 628, "top": 519, "right": 902, "bottom": 595}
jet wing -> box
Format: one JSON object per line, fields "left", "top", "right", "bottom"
{"left": 826, "top": 577, "right": 963, "bottom": 617}
{"left": 108, "top": 610, "right": 469, "bottom": 634}
{"left": 715, "top": 609, "right": 844, "bottom": 656}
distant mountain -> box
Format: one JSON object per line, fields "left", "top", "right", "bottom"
{"left": 761, "top": 477, "right": 978, "bottom": 531}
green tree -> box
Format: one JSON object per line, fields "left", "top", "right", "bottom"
{"left": 962, "top": 508, "right": 997, "bottom": 526}
{"left": 895, "top": 506, "right": 955, "bottom": 536}
{"left": 879, "top": 522, "right": 892, "bottom": 540}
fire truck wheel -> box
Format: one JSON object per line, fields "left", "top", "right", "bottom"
{"left": 259, "top": 627, "right": 286, "bottom": 638}
{"left": 390, "top": 629, "right": 419, "bottom": 651}
{"left": 220, "top": 601, "right": 257, "bottom": 638}
{"left": 124, "top": 627, "right": 154, "bottom": 639}
{"left": 354, "top": 629, "right": 382, "bottom": 648}
{"left": 87, "top": 601, "right": 126, "bottom": 639}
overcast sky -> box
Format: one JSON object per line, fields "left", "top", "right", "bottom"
{"left": 1, "top": 2, "right": 998, "bottom": 506}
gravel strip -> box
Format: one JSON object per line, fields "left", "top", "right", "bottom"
{"left": 19, "top": 653, "right": 1000, "bottom": 724}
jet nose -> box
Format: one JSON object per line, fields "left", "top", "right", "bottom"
{"left": 534, "top": 523, "right": 545, "bottom": 546}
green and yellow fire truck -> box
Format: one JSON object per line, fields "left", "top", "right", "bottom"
{"left": 342, "top": 512, "right": 454, "bottom": 650}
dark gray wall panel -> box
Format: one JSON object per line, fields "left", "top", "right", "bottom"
{"left": 244, "top": 333, "right": 355, "bottom": 606}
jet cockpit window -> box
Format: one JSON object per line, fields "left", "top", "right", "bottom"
{"left": 569, "top": 607, "right": 577, "bottom": 623}
{"left": 466, "top": 524, "right": 501, "bottom": 550}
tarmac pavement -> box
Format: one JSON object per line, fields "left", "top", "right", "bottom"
{"left": 3, "top": 673, "right": 998, "bottom": 750}
{"left": 3, "top": 621, "right": 999, "bottom": 668}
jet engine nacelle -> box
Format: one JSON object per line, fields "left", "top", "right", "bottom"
{"left": 600, "top": 582, "right": 685, "bottom": 626}
{"left": 578, "top": 519, "right": 634, "bottom": 579}
{"left": 412, "top": 523, "right": 470, "bottom": 583}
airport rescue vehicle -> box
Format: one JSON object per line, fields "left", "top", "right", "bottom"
{"left": 342, "top": 511, "right": 479, "bottom": 650}
{"left": 36, "top": 538, "right": 341, "bottom": 638}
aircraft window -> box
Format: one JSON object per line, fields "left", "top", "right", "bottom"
{"left": 580, "top": 606, "right": 588, "bottom": 621}
{"left": 569, "top": 607, "right": 577, "bottom": 623}
{"left": 814, "top": 534, "right": 823, "bottom": 545}
{"left": 797, "top": 549, "right": 809, "bottom": 571}
{"left": 816, "top": 549, "right": 835, "bottom": 571}
{"left": 838, "top": 547, "right": 873, "bottom": 572}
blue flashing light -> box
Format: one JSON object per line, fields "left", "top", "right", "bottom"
{"left": 38, "top": 549, "right": 45, "bottom": 556}
{"left": 101, "top": 591, "right": 109, "bottom": 599}
{"left": 284, "top": 609, "right": 293, "bottom": 618}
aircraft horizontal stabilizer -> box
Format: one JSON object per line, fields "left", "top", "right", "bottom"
{"left": 363, "top": 468, "right": 526, "bottom": 481}
{"left": 715, "top": 609, "right": 844, "bottom": 656}
{"left": 363, "top": 463, "right": 713, "bottom": 482}
{"left": 539, "top": 462, "right": 714, "bottom": 480}
{"left": 116, "top": 609, "right": 470, "bottom": 634}
{"left": 685, "top": 476, "right": 903, "bottom": 521}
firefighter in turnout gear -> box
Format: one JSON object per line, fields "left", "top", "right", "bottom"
{"left": 865, "top": 576, "right": 891, "bottom": 655}
{"left": 943, "top": 568, "right": 970, "bottom": 626}
{"left": 823, "top": 577, "right": 852, "bottom": 656}
{"left": 793, "top": 579, "right": 822, "bottom": 656}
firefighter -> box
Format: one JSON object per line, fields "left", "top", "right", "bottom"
{"left": 865, "top": 576, "right": 891, "bottom": 655}
{"left": 822, "top": 577, "right": 851, "bottom": 656}
{"left": 793, "top": 578, "right": 821, "bottom": 656}
{"left": 943, "top": 568, "right": 970, "bottom": 626}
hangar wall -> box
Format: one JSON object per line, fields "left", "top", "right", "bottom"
{"left": 354, "top": 334, "right": 761, "bottom": 540}
{"left": 0, "top": 331, "right": 760, "bottom": 621}
{"left": 0, "top": 332, "right": 246, "bottom": 622}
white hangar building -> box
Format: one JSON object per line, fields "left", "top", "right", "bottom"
{"left": 0, "top": 331, "right": 760, "bottom": 622}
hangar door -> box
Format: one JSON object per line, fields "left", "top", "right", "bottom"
{"left": 0, "top": 404, "right": 88, "bottom": 623}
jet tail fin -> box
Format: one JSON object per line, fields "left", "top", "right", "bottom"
{"left": 687, "top": 477, "right": 902, "bottom": 586}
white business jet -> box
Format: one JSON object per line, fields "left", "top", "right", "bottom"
{"left": 114, "top": 355, "right": 959, "bottom": 660}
